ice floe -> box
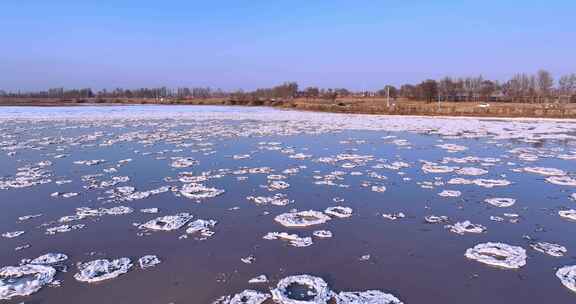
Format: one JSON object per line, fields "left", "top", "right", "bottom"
{"left": 74, "top": 258, "right": 133, "bottom": 283}
{"left": 324, "top": 206, "right": 353, "bottom": 218}
{"left": 447, "top": 221, "right": 486, "bottom": 235}
{"left": 263, "top": 232, "right": 313, "bottom": 247}
{"left": 424, "top": 215, "right": 449, "bottom": 224}
{"left": 1, "top": 231, "right": 25, "bottom": 239}
{"left": 465, "top": 242, "right": 527, "bottom": 269}
{"left": 139, "top": 213, "right": 193, "bottom": 231}
{"left": 138, "top": 255, "right": 161, "bottom": 269}
{"left": 556, "top": 265, "right": 576, "bottom": 293}
{"left": 275, "top": 210, "right": 331, "bottom": 228}
{"left": 213, "top": 290, "right": 271, "bottom": 304}
{"left": 248, "top": 275, "right": 269, "bottom": 284}
{"left": 523, "top": 167, "right": 566, "bottom": 176}
{"left": 530, "top": 242, "right": 567, "bottom": 257}
{"left": 28, "top": 253, "right": 68, "bottom": 265}
{"left": 313, "top": 230, "right": 333, "bottom": 238}
{"left": 0, "top": 264, "right": 57, "bottom": 300}
{"left": 335, "top": 290, "right": 403, "bottom": 304}
{"left": 247, "top": 193, "right": 293, "bottom": 206}
{"left": 547, "top": 176, "right": 576, "bottom": 186}
{"left": 271, "top": 275, "right": 332, "bottom": 304}
{"left": 484, "top": 198, "right": 516, "bottom": 208}
{"left": 180, "top": 183, "right": 225, "bottom": 200}
{"left": 438, "top": 190, "right": 461, "bottom": 198}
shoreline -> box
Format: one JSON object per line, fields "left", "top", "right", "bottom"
{"left": 1, "top": 98, "right": 576, "bottom": 121}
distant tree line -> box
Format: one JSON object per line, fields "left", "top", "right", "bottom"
{"left": 2, "top": 70, "right": 576, "bottom": 103}
{"left": 398, "top": 70, "right": 576, "bottom": 103}
{"left": 0, "top": 87, "right": 227, "bottom": 100}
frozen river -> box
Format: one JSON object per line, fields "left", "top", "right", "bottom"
{"left": 1, "top": 105, "right": 576, "bottom": 303}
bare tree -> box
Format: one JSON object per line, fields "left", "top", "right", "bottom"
{"left": 536, "top": 69, "right": 554, "bottom": 102}
{"left": 558, "top": 74, "right": 576, "bottom": 102}
{"left": 419, "top": 80, "right": 438, "bottom": 103}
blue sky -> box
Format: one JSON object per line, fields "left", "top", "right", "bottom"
{"left": 1, "top": 0, "right": 575, "bottom": 91}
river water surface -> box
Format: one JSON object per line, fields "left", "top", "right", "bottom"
{"left": 1, "top": 106, "right": 576, "bottom": 303}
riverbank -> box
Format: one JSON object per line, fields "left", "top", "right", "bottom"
{"left": 2, "top": 97, "right": 576, "bottom": 119}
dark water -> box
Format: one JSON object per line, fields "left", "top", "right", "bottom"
{"left": 1, "top": 113, "right": 576, "bottom": 303}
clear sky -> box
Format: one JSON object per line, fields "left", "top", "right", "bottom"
{"left": 1, "top": 0, "right": 575, "bottom": 91}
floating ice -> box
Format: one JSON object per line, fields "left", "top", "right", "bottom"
{"left": 438, "top": 190, "right": 461, "bottom": 197}
{"left": 530, "top": 242, "right": 567, "bottom": 257}
{"left": 140, "top": 213, "right": 193, "bottom": 231}
{"left": 248, "top": 275, "right": 269, "bottom": 284}
{"left": 17, "top": 214, "right": 42, "bottom": 221}
{"left": 465, "top": 242, "right": 527, "bottom": 269}
{"left": 1, "top": 231, "right": 25, "bottom": 238}
{"left": 74, "top": 159, "right": 105, "bottom": 166}
{"left": 448, "top": 221, "right": 486, "bottom": 235}
{"left": 247, "top": 193, "right": 293, "bottom": 206}
{"left": 268, "top": 180, "right": 290, "bottom": 191}
{"left": 371, "top": 185, "right": 386, "bottom": 193}
{"left": 455, "top": 167, "right": 488, "bottom": 176}
{"left": 559, "top": 209, "right": 576, "bottom": 221}
{"left": 424, "top": 215, "right": 449, "bottom": 224}
{"left": 74, "top": 258, "right": 133, "bottom": 283}
{"left": 556, "top": 265, "right": 576, "bottom": 293}
{"left": 546, "top": 176, "right": 576, "bottom": 186}
{"left": 313, "top": 230, "right": 333, "bottom": 238}
{"left": 335, "top": 290, "right": 403, "bottom": 304}
{"left": 436, "top": 143, "right": 468, "bottom": 152}
{"left": 422, "top": 163, "right": 456, "bottom": 174}
{"left": 186, "top": 219, "right": 217, "bottom": 234}
{"left": 140, "top": 208, "right": 159, "bottom": 214}
{"left": 241, "top": 255, "right": 256, "bottom": 264}
{"left": 180, "top": 183, "right": 225, "bottom": 200}
{"left": 46, "top": 224, "right": 85, "bottom": 235}
{"left": 473, "top": 179, "right": 511, "bottom": 188}
{"left": 0, "top": 264, "right": 57, "bottom": 300}
{"left": 484, "top": 198, "right": 516, "bottom": 208}
{"left": 233, "top": 154, "right": 251, "bottom": 160}
{"left": 275, "top": 210, "right": 331, "bottom": 228}
{"left": 271, "top": 275, "right": 332, "bottom": 304}
{"left": 382, "top": 212, "right": 406, "bottom": 220}
{"left": 523, "top": 167, "right": 566, "bottom": 176}
{"left": 138, "top": 255, "right": 161, "bottom": 269}
{"left": 324, "top": 206, "right": 353, "bottom": 218}
{"left": 29, "top": 253, "right": 68, "bottom": 265}
{"left": 170, "top": 157, "right": 198, "bottom": 168}
{"left": 213, "top": 290, "right": 271, "bottom": 304}
{"left": 263, "top": 232, "right": 313, "bottom": 247}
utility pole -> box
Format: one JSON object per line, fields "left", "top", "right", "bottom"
{"left": 386, "top": 86, "right": 390, "bottom": 108}
{"left": 437, "top": 88, "right": 441, "bottom": 110}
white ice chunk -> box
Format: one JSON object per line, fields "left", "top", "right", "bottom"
{"left": 180, "top": 183, "right": 225, "bottom": 200}
{"left": 29, "top": 253, "right": 68, "bottom": 265}
{"left": 0, "top": 264, "right": 56, "bottom": 300}
{"left": 484, "top": 198, "right": 516, "bottom": 208}
{"left": 275, "top": 210, "right": 331, "bottom": 228}
{"left": 448, "top": 221, "right": 486, "bottom": 235}
{"left": 140, "top": 213, "right": 193, "bottom": 231}
{"left": 335, "top": 290, "right": 403, "bottom": 304}
{"left": 530, "top": 242, "right": 567, "bottom": 257}
{"left": 324, "top": 206, "right": 353, "bottom": 218}
{"left": 465, "top": 242, "right": 527, "bottom": 269}
{"left": 74, "top": 258, "right": 132, "bottom": 283}
{"left": 271, "top": 275, "right": 332, "bottom": 304}
{"left": 138, "top": 255, "right": 161, "bottom": 269}
{"left": 556, "top": 265, "right": 576, "bottom": 293}
{"left": 214, "top": 290, "right": 271, "bottom": 304}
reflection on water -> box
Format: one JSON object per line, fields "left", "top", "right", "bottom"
{"left": 0, "top": 106, "right": 576, "bottom": 303}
